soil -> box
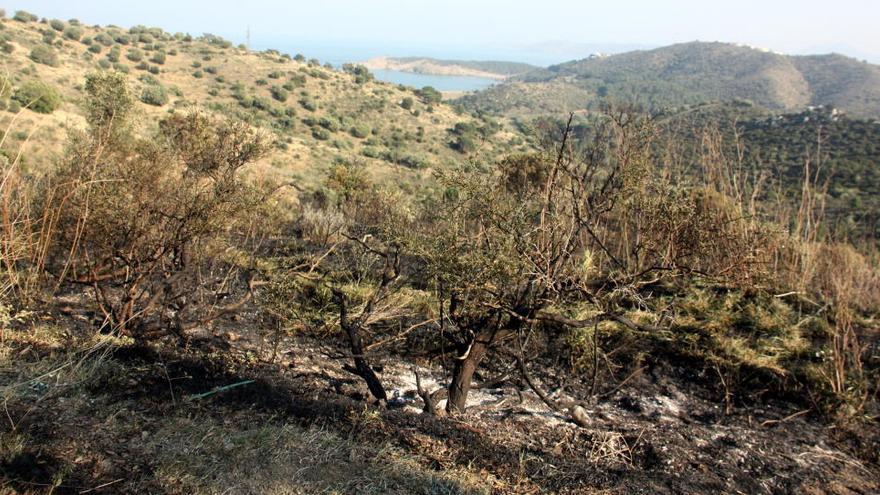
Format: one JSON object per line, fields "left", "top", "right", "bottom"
{"left": 1, "top": 305, "right": 878, "bottom": 494}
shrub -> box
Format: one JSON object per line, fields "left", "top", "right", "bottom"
{"left": 317, "top": 117, "right": 338, "bottom": 132}
{"left": 88, "top": 43, "right": 102, "bottom": 54}
{"left": 191, "top": 61, "right": 202, "bottom": 68}
{"left": 400, "top": 97, "right": 414, "bottom": 110}
{"left": 106, "top": 47, "right": 120, "bottom": 62}
{"left": 349, "top": 125, "right": 370, "bottom": 139}
{"left": 312, "top": 127, "right": 331, "bottom": 140}
{"left": 94, "top": 33, "right": 113, "bottom": 46}
{"left": 63, "top": 26, "right": 83, "bottom": 41}
{"left": 97, "top": 59, "right": 111, "bottom": 69}
{"left": 140, "top": 85, "right": 168, "bottom": 106}
{"left": 148, "top": 65, "right": 160, "bottom": 75}
{"left": 150, "top": 51, "right": 166, "bottom": 64}
{"left": 126, "top": 48, "right": 143, "bottom": 62}
{"left": 415, "top": 86, "right": 443, "bottom": 104}
{"left": 13, "top": 11, "right": 38, "bottom": 22}
{"left": 299, "top": 97, "right": 316, "bottom": 112}
{"left": 29, "top": 45, "right": 59, "bottom": 67}
{"left": 44, "top": 72, "right": 271, "bottom": 340}
{"left": 270, "top": 86, "right": 288, "bottom": 102}
{"left": 192, "top": 70, "right": 203, "bottom": 78}
{"left": 13, "top": 80, "right": 62, "bottom": 114}
{"left": 115, "top": 34, "right": 131, "bottom": 45}
{"left": 50, "top": 19, "right": 65, "bottom": 31}
{"left": 205, "top": 66, "right": 217, "bottom": 75}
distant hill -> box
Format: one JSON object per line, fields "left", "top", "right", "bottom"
{"left": 460, "top": 42, "right": 880, "bottom": 118}
{"left": 362, "top": 57, "right": 537, "bottom": 79}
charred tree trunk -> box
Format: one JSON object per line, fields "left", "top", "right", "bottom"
{"left": 446, "top": 330, "right": 494, "bottom": 414}
{"left": 333, "top": 289, "right": 387, "bottom": 402}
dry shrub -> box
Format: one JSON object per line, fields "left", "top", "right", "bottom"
{"left": 41, "top": 72, "right": 272, "bottom": 339}
{"left": 0, "top": 115, "right": 47, "bottom": 303}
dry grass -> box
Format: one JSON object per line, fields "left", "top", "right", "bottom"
{"left": 147, "top": 417, "right": 495, "bottom": 495}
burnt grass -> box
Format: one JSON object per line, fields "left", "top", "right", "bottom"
{"left": 2, "top": 332, "right": 879, "bottom": 494}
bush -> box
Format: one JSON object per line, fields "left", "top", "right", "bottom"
{"left": 312, "top": 127, "right": 331, "bottom": 140}
{"left": 270, "top": 86, "right": 288, "bottom": 102}
{"left": 349, "top": 125, "right": 371, "bottom": 139}
{"left": 192, "top": 70, "right": 203, "bottom": 78}
{"left": 89, "top": 44, "right": 102, "bottom": 54}
{"left": 126, "top": 48, "right": 143, "bottom": 62}
{"left": 29, "top": 45, "right": 59, "bottom": 67}
{"left": 150, "top": 51, "right": 166, "bottom": 64}
{"left": 106, "top": 47, "right": 120, "bottom": 63}
{"left": 44, "top": 72, "right": 271, "bottom": 340}
{"left": 63, "top": 26, "right": 83, "bottom": 41}
{"left": 148, "top": 65, "right": 160, "bottom": 75}
{"left": 13, "top": 11, "right": 38, "bottom": 22}
{"left": 400, "top": 97, "right": 414, "bottom": 110}
{"left": 97, "top": 59, "right": 111, "bottom": 69}
{"left": 205, "top": 66, "right": 218, "bottom": 75}
{"left": 299, "top": 97, "right": 316, "bottom": 112}
{"left": 94, "top": 33, "right": 113, "bottom": 46}
{"left": 13, "top": 80, "right": 62, "bottom": 114}
{"left": 50, "top": 19, "right": 65, "bottom": 31}
{"left": 140, "top": 85, "right": 168, "bottom": 106}
{"left": 415, "top": 86, "right": 443, "bottom": 104}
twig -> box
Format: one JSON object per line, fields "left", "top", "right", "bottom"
{"left": 80, "top": 478, "right": 124, "bottom": 494}
{"left": 186, "top": 380, "right": 254, "bottom": 401}
{"left": 761, "top": 409, "right": 810, "bottom": 427}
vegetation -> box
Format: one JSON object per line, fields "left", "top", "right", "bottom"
{"left": 461, "top": 42, "right": 880, "bottom": 119}
{"left": 29, "top": 44, "right": 60, "bottom": 67}
{"left": 140, "top": 84, "right": 169, "bottom": 106}
{"left": 12, "top": 80, "right": 62, "bottom": 113}
{"left": 0, "top": 9, "right": 878, "bottom": 494}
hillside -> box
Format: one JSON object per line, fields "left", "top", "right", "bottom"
{"left": 460, "top": 42, "right": 880, "bottom": 118}
{"left": 2, "top": 9, "right": 879, "bottom": 495}
{"left": 362, "top": 56, "right": 537, "bottom": 79}
{"left": 654, "top": 103, "right": 880, "bottom": 238}
{"left": 0, "top": 13, "right": 525, "bottom": 199}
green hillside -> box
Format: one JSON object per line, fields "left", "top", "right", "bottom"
{"left": 460, "top": 42, "right": 880, "bottom": 118}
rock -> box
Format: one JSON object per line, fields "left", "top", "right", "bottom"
{"left": 570, "top": 405, "right": 590, "bottom": 427}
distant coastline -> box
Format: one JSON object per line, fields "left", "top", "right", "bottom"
{"left": 361, "top": 56, "right": 536, "bottom": 80}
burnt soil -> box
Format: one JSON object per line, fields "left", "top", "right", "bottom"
{"left": 1, "top": 316, "right": 878, "bottom": 494}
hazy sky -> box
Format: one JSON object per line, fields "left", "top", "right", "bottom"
{"left": 6, "top": 0, "right": 880, "bottom": 63}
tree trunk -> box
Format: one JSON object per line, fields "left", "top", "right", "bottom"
{"left": 333, "top": 289, "right": 387, "bottom": 402}
{"left": 446, "top": 335, "right": 490, "bottom": 414}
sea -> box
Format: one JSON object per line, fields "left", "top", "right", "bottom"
{"left": 249, "top": 39, "right": 545, "bottom": 92}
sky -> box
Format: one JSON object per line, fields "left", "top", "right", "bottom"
{"left": 6, "top": 0, "right": 880, "bottom": 65}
